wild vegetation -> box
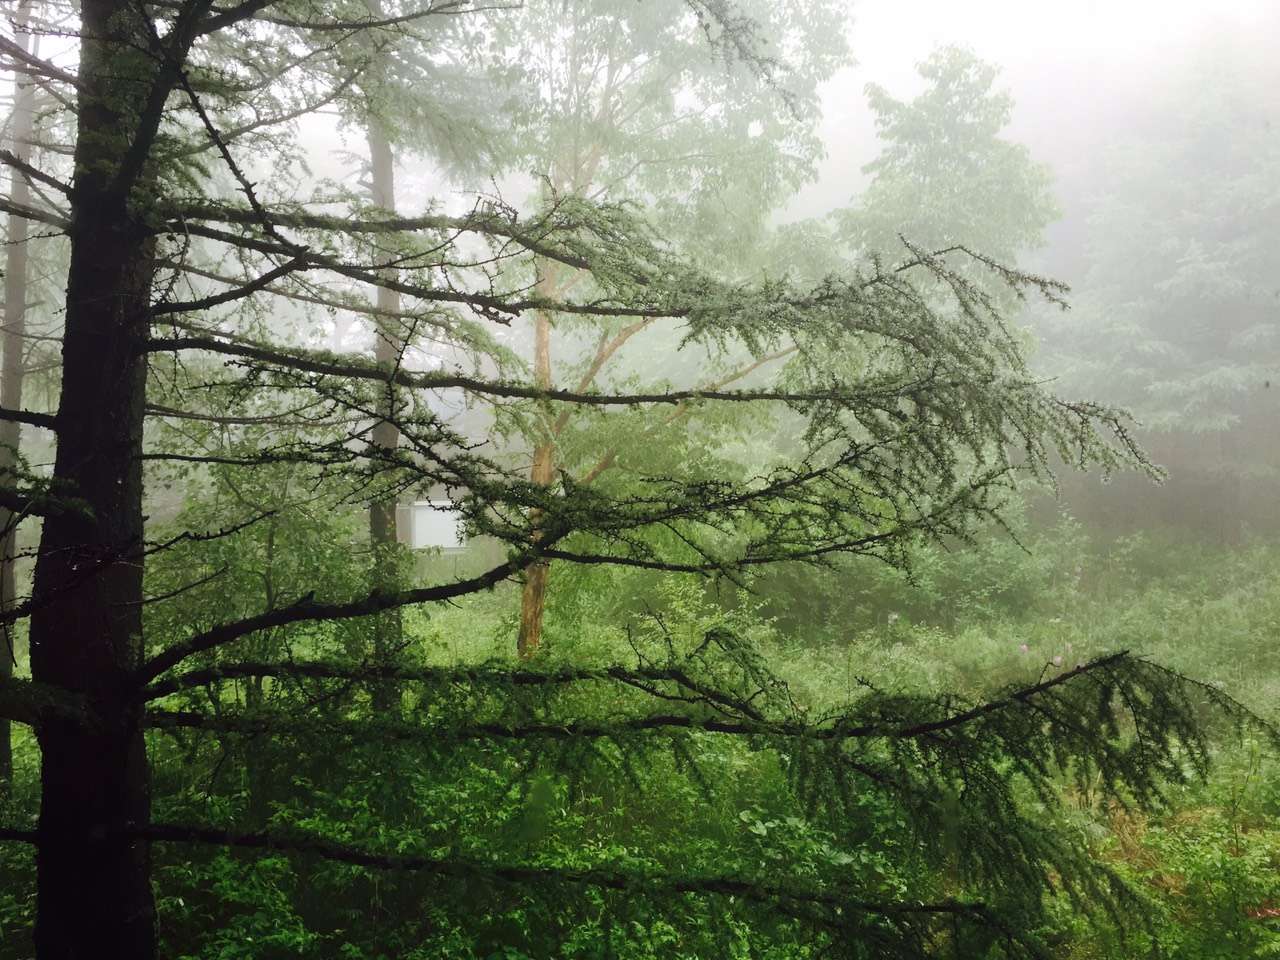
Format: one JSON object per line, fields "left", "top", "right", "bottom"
{"left": 0, "top": 1, "right": 1276, "bottom": 958}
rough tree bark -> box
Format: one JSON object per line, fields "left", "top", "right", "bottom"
{"left": 0, "top": 0, "right": 37, "bottom": 797}
{"left": 27, "top": 0, "right": 157, "bottom": 953}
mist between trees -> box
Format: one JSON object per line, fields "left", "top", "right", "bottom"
{"left": 0, "top": 1, "right": 1277, "bottom": 957}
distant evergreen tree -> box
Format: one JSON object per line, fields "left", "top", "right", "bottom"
{"left": 842, "top": 46, "right": 1058, "bottom": 270}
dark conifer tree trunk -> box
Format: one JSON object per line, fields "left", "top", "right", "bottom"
{"left": 27, "top": 0, "right": 157, "bottom": 953}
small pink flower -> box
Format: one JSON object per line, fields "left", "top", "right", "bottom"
{"left": 1053, "top": 655, "right": 1063, "bottom": 666}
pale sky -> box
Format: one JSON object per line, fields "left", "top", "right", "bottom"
{"left": 789, "top": 0, "right": 1280, "bottom": 218}
{"left": 5, "top": 0, "right": 1273, "bottom": 219}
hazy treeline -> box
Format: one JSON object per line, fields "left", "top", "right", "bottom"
{"left": 819, "top": 17, "right": 1280, "bottom": 539}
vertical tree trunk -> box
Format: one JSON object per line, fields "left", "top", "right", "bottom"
{"left": 515, "top": 144, "right": 601, "bottom": 659}
{"left": 366, "top": 121, "right": 402, "bottom": 708}
{"left": 28, "top": 0, "right": 156, "bottom": 954}
{"left": 0, "top": 0, "right": 37, "bottom": 797}
{"left": 516, "top": 272, "right": 557, "bottom": 659}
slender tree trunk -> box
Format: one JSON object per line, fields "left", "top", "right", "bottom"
{"left": 0, "top": 0, "right": 37, "bottom": 798}
{"left": 28, "top": 0, "right": 156, "bottom": 953}
{"left": 514, "top": 140, "right": 605, "bottom": 659}
{"left": 516, "top": 272, "right": 557, "bottom": 658}
{"left": 366, "top": 120, "right": 402, "bottom": 708}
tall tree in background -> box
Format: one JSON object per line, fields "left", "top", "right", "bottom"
{"left": 349, "top": 0, "right": 511, "bottom": 681}
{"left": 744, "top": 45, "right": 1063, "bottom": 630}
{"left": 496, "top": 0, "right": 848, "bottom": 655}
{"left": 363, "top": 5, "right": 407, "bottom": 690}
{"left": 0, "top": 0, "right": 38, "bottom": 796}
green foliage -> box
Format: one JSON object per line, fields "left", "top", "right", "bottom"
{"left": 128, "top": 488, "right": 1276, "bottom": 958}
{"left": 3, "top": 3, "right": 1272, "bottom": 958}
{"left": 841, "top": 46, "right": 1059, "bottom": 269}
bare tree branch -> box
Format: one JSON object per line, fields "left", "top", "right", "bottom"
{"left": 0, "top": 405, "right": 55, "bottom": 431}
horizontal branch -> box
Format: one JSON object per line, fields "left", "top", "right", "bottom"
{"left": 197, "top": 0, "right": 474, "bottom": 35}
{"left": 173, "top": 200, "right": 597, "bottom": 272}
{"left": 167, "top": 219, "right": 670, "bottom": 321}
{"left": 145, "top": 652, "right": 1134, "bottom": 745}
{"left": 144, "top": 660, "right": 729, "bottom": 702}
{"left": 143, "top": 821, "right": 992, "bottom": 923}
{"left": 166, "top": 260, "right": 451, "bottom": 326}
{"left": 0, "top": 194, "right": 68, "bottom": 230}
{"left": 152, "top": 256, "right": 310, "bottom": 315}
{"left": 538, "top": 531, "right": 901, "bottom": 573}
{"left": 0, "top": 826, "right": 37, "bottom": 844}
{"left": 144, "top": 334, "right": 903, "bottom": 408}
{"left": 0, "top": 405, "right": 56, "bottom": 431}
{"left": 144, "top": 707, "right": 791, "bottom": 741}
{"left": 144, "top": 401, "right": 344, "bottom": 428}
{"left": 0, "top": 484, "right": 88, "bottom": 519}
{"left": 137, "top": 543, "right": 560, "bottom": 682}
{"left": 0, "top": 148, "right": 72, "bottom": 197}
{"left": 0, "top": 36, "right": 82, "bottom": 90}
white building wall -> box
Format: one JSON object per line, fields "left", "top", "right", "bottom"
{"left": 399, "top": 500, "right": 465, "bottom": 550}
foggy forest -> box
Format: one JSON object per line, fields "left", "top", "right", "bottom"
{"left": 0, "top": 0, "right": 1277, "bottom": 956}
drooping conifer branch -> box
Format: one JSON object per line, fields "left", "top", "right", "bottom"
{"left": 143, "top": 660, "right": 760, "bottom": 702}
{"left": 144, "top": 332, "right": 975, "bottom": 407}
{"left": 136, "top": 543, "right": 561, "bottom": 682}
{"left": 134, "top": 456, "right": 1015, "bottom": 685}
{"left": 143, "top": 819, "right": 1005, "bottom": 922}
{"left": 140, "top": 651, "right": 1199, "bottom": 749}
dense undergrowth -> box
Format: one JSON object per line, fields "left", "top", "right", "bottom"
{"left": 2, "top": 511, "right": 1277, "bottom": 958}
{"left": 762, "top": 518, "right": 1280, "bottom": 957}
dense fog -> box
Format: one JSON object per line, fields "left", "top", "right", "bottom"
{"left": 1, "top": 1, "right": 1278, "bottom": 957}
{"left": 800, "top": 1, "right": 1280, "bottom": 538}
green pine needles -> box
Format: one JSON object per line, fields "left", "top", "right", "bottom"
{"left": 135, "top": 623, "right": 1272, "bottom": 959}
